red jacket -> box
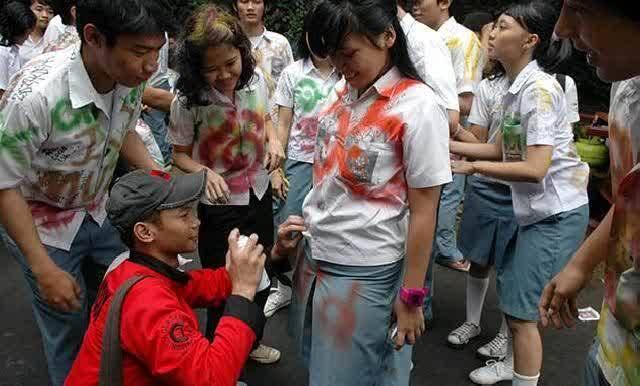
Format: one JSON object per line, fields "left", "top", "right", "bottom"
{"left": 66, "top": 252, "right": 262, "bottom": 386}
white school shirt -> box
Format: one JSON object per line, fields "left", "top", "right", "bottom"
{"left": 273, "top": 58, "right": 341, "bottom": 164}
{"left": 559, "top": 74, "right": 581, "bottom": 124}
{"left": 302, "top": 67, "right": 452, "bottom": 266}
{"left": 400, "top": 13, "right": 459, "bottom": 112}
{"left": 501, "top": 61, "right": 589, "bottom": 226}
{"left": 0, "top": 44, "right": 23, "bottom": 90}
{"left": 169, "top": 70, "right": 271, "bottom": 206}
{"left": 0, "top": 48, "right": 144, "bottom": 250}
{"left": 438, "top": 17, "right": 485, "bottom": 96}
{"left": 468, "top": 75, "right": 511, "bottom": 185}
{"left": 250, "top": 28, "right": 294, "bottom": 94}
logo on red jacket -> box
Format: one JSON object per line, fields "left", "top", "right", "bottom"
{"left": 161, "top": 313, "right": 195, "bottom": 351}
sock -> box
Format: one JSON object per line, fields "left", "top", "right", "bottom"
{"left": 500, "top": 315, "right": 509, "bottom": 336}
{"left": 513, "top": 371, "right": 540, "bottom": 386}
{"left": 466, "top": 275, "right": 490, "bottom": 326}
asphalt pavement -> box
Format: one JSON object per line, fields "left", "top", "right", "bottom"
{"left": 0, "top": 244, "right": 603, "bottom": 386}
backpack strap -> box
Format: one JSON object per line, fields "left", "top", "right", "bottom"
{"left": 556, "top": 74, "right": 567, "bottom": 92}
{"left": 99, "top": 275, "right": 148, "bottom": 386}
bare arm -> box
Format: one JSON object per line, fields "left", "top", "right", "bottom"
{"left": 455, "top": 145, "right": 553, "bottom": 183}
{"left": 458, "top": 93, "right": 474, "bottom": 117}
{"left": 119, "top": 130, "right": 158, "bottom": 170}
{"left": 404, "top": 186, "right": 441, "bottom": 288}
{"left": 276, "top": 106, "right": 294, "bottom": 148}
{"left": 0, "top": 188, "right": 82, "bottom": 311}
{"left": 450, "top": 139, "right": 502, "bottom": 161}
{"left": 142, "top": 87, "right": 174, "bottom": 113}
{"left": 173, "top": 144, "right": 205, "bottom": 173}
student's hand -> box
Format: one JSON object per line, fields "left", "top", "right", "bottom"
{"left": 271, "top": 169, "right": 289, "bottom": 201}
{"left": 451, "top": 160, "right": 476, "bottom": 175}
{"left": 273, "top": 215, "right": 306, "bottom": 258}
{"left": 36, "top": 264, "right": 83, "bottom": 313}
{"left": 539, "top": 262, "right": 590, "bottom": 329}
{"left": 264, "top": 139, "right": 285, "bottom": 173}
{"left": 392, "top": 298, "right": 425, "bottom": 350}
{"left": 204, "top": 168, "right": 230, "bottom": 204}
{"left": 226, "top": 229, "right": 266, "bottom": 302}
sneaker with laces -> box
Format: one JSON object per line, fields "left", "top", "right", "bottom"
{"left": 476, "top": 333, "right": 508, "bottom": 360}
{"left": 249, "top": 344, "right": 281, "bottom": 364}
{"left": 264, "top": 285, "right": 292, "bottom": 317}
{"left": 447, "top": 322, "right": 481, "bottom": 348}
{"left": 469, "top": 360, "right": 514, "bottom": 385}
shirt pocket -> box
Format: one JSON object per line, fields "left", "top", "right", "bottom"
{"left": 342, "top": 139, "right": 398, "bottom": 188}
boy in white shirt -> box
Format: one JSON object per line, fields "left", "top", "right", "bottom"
{"left": 19, "top": 0, "right": 54, "bottom": 63}
{"left": 0, "top": 1, "right": 36, "bottom": 98}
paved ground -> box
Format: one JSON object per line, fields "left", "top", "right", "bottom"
{"left": 0, "top": 243, "right": 603, "bottom": 386}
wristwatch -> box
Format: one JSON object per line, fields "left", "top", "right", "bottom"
{"left": 399, "top": 287, "right": 429, "bottom": 308}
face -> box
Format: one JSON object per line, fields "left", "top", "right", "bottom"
{"left": 489, "top": 14, "right": 536, "bottom": 68}
{"left": 202, "top": 44, "right": 243, "bottom": 97}
{"left": 555, "top": 0, "right": 640, "bottom": 82}
{"left": 330, "top": 31, "right": 394, "bottom": 92}
{"left": 236, "top": 0, "right": 265, "bottom": 26}
{"left": 412, "top": 0, "right": 444, "bottom": 30}
{"left": 141, "top": 206, "right": 201, "bottom": 254}
{"left": 84, "top": 26, "right": 165, "bottom": 88}
{"left": 31, "top": 1, "right": 54, "bottom": 32}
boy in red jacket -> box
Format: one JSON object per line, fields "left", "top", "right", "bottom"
{"left": 65, "top": 169, "right": 304, "bottom": 386}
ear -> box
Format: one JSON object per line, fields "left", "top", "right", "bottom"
{"left": 82, "top": 24, "right": 105, "bottom": 49}
{"left": 523, "top": 33, "right": 540, "bottom": 52}
{"left": 379, "top": 26, "right": 397, "bottom": 49}
{"left": 439, "top": 0, "right": 452, "bottom": 11}
{"left": 133, "top": 222, "right": 156, "bottom": 245}
{"left": 70, "top": 6, "right": 77, "bottom": 25}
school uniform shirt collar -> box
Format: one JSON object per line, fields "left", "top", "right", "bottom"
{"left": 302, "top": 57, "right": 338, "bottom": 79}
{"left": 439, "top": 16, "right": 459, "bottom": 33}
{"left": 68, "top": 49, "right": 132, "bottom": 118}
{"left": 508, "top": 60, "right": 541, "bottom": 95}
{"left": 203, "top": 71, "right": 260, "bottom": 107}
{"left": 400, "top": 12, "right": 418, "bottom": 35}
{"left": 344, "top": 66, "right": 403, "bottom": 104}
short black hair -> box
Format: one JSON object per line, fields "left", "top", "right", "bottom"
{"left": 50, "top": 0, "right": 76, "bottom": 25}
{"left": 75, "top": 0, "right": 176, "bottom": 47}
{"left": 119, "top": 210, "right": 162, "bottom": 248}
{"left": 463, "top": 11, "right": 494, "bottom": 33}
{"left": 0, "top": 1, "right": 37, "bottom": 46}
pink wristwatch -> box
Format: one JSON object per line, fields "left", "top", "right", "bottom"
{"left": 399, "top": 287, "right": 430, "bottom": 308}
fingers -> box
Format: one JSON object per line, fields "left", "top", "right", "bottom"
{"left": 393, "top": 330, "right": 406, "bottom": 351}
{"left": 559, "top": 302, "right": 576, "bottom": 329}
{"left": 568, "top": 296, "right": 579, "bottom": 320}
{"left": 538, "top": 283, "right": 554, "bottom": 327}
{"left": 227, "top": 228, "right": 240, "bottom": 250}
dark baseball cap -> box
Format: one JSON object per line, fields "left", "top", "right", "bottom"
{"left": 107, "top": 169, "right": 206, "bottom": 233}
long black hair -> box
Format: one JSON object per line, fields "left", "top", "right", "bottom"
{"left": 0, "top": 1, "right": 36, "bottom": 46}
{"left": 488, "top": 1, "right": 571, "bottom": 78}
{"left": 296, "top": 9, "right": 314, "bottom": 60}
{"left": 307, "top": 0, "right": 421, "bottom": 82}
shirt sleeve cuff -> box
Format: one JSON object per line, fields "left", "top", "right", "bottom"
{"left": 223, "top": 295, "right": 265, "bottom": 336}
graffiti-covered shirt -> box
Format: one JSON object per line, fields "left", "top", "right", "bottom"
{"left": 597, "top": 76, "right": 640, "bottom": 386}
{"left": 0, "top": 48, "right": 144, "bottom": 251}
{"left": 273, "top": 58, "right": 341, "bottom": 164}
{"left": 500, "top": 60, "right": 589, "bottom": 226}
{"left": 438, "top": 17, "right": 485, "bottom": 96}
{"left": 302, "top": 67, "right": 452, "bottom": 266}
{"left": 250, "top": 29, "right": 294, "bottom": 95}
{"left": 169, "top": 70, "right": 270, "bottom": 206}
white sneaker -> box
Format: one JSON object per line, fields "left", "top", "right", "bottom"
{"left": 447, "top": 322, "right": 481, "bottom": 348}
{"left": 469, "top": 360, "right": 514, "bottom": 385}
{"left": 477, "top": 333, "right": 508, "bottom": 360}
{"left": 249, "top": 344, "right": 281, "bottom": 364}
{"left": 264, "top": 285, "right": 292, "bottom": 317}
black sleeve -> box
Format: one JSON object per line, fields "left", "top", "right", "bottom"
{"left": 223, "top": 295, "right": 266, "bottom": 336}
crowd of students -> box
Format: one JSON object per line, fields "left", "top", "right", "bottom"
{"left": 0, "top": 0, "right": 637, "bottom": 386}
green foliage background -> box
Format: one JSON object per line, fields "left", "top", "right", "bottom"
{"left": 182, "top": 0, "right": 609, "bottom": 111}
